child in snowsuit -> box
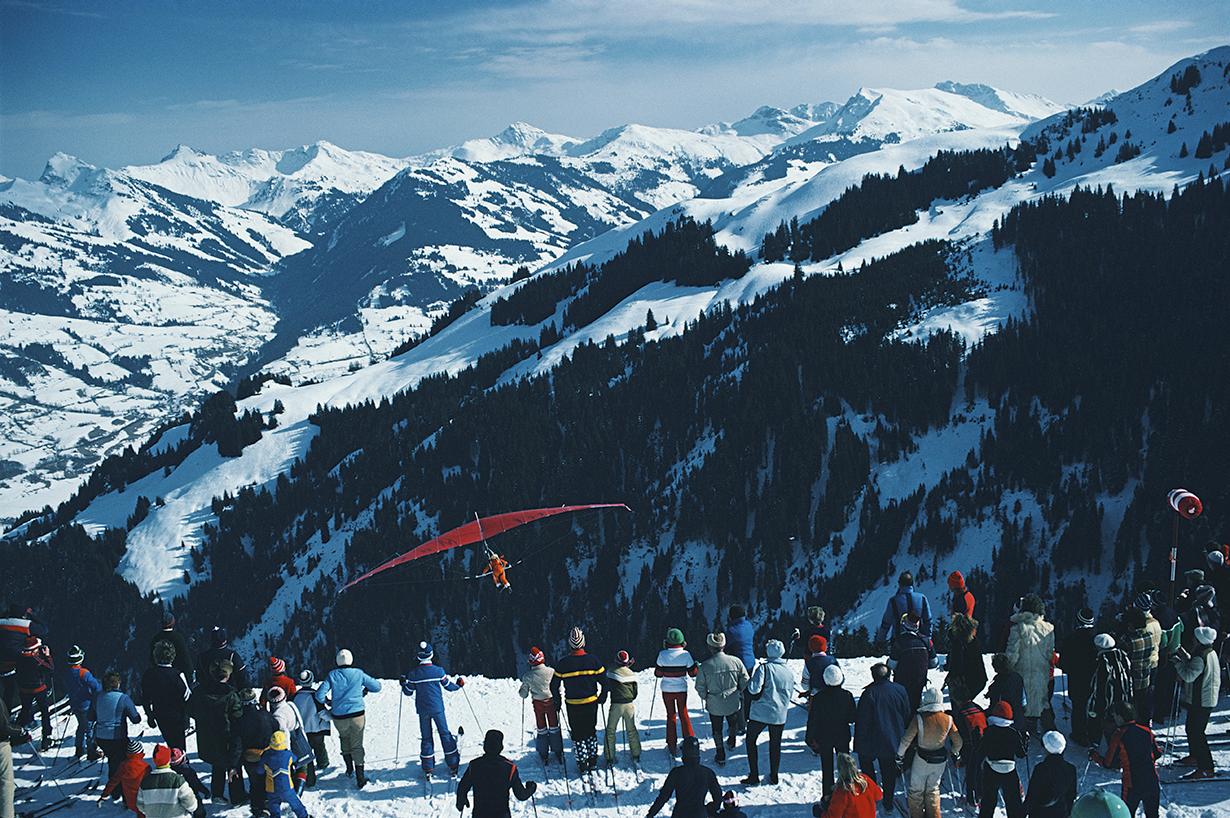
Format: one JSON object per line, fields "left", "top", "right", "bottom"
{"left": 292, "top": 671, "right": 331, "bottom": 783}
{"left": 168, "top": 748, "right": 210, "bottom": 818}
{"left": 978, "top": 701, "right": 1025, "bottom": 818}
{"left": 519, "top": 647, "right": 563, "bottom": 765}
{"left": 401, "top": 641, "right": 463, "bottom": 777}
{"left": 137, "top": 745, "right": 198, "bottom": 818}
{"left": 100, "top": 738, "right": 150, "bottom": 815}
{"left": 261, "top": 731, "right": 308, "bottom": 818}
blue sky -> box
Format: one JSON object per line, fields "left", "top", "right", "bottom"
{"left": 1, "top": 0, "right": 1226, "bottom": 178}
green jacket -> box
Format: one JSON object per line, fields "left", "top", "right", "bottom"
{"left": 604, "top": 666, "right": 638, "bottom": 704}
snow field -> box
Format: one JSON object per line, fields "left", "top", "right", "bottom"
{"left": 15, "top": 656, "right": 1230, "bottom": 818}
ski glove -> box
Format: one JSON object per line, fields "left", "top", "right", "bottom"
{"left": 524, "top": 781, "right": 537, "bottom": 796}
{"left": 456, "top": 677, "right": 465, "bottom": 688}
{"left": 148, "top": 716, "right": 158, "bottom": 729}
{"left": 457, "top": 794, "right": 470, "bottom": 811}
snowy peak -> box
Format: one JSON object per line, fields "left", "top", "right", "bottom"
{"left": 699, "top": 103, "right": 833, "bottom": 138}
{"left": 123, "top": 141, "right": 409, "bottom": 229}
{"left": 933, "top": 81, "right": 1066, "bottom": 121}
{"left": 787, "top": 83, "right": 1064, "bottom": 147}
{"left": 39, "top": 152, "right": 99, "bottom": 188}
{"left": 426, "top": 122, "right": 581, "bottom": 163}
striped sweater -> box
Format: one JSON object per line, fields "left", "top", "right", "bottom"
{"left": 137, "top": 768, "right": 197, "bottom": 818}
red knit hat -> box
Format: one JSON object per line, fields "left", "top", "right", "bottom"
{"left": 153, "top": 745, "right": 172, "bottom": 768}
{"left": 269, "top": 656, "right": 286, "bottom": 674}
{"left": 808, "top": 635, "right": 827, "bottom": 654}
{"left": 947, "top": 571, "right": 965, "bottom": 590}
{"left": 989, "top": 701, "right": 1013, "bottom": 721}
{"left": 616, "top": 650, "right": 634, "bottom": 667}
{"left": 528, "top": 647, "right": 545, "bottom": 666}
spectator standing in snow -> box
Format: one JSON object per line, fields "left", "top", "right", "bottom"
{"left": 1005, "top": 593, "right": 1056, "bottom": 739}
{"left": 646, "top": 736, "right": 721, "bottom": 818}
{"left": 742, "top": 640, "right": 794, "bottom": 786}
{"left": 854, "top": 663, "right": 911, "bottom": 811}
{"left": 655, "top": 628, "right": 698, "bottom": 757}
{"left": 519, "top": 648, "right": 564, "bottom": 766}
{"left": 694, "top": 633, "right": 747, "bottom": 766}
{"left": 456, "top": 730, "right": 537, "bottom": 818}
{"left": 805, "top": 664, "right": 856, "bottom": 799}
{"left": 876, "top": 573, "right": 933, "bottom": 644}
{"left": 604, "top": 650, "right": 641, "bottom": 765}
{"left": 315, "top": 648, "right": 381, "bottom": 788}
{"left": 400, "top": 641, "right": 464, "bottom": 779}
{"left": 292, "top": 671, "right": 331, "bottom": 783}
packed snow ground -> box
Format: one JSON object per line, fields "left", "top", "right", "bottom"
{"left": 13, "top": 656, "right": 1230, "bottom": 818}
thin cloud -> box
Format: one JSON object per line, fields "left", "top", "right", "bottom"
{"left": 0, "top": 109, "right": 133, "bottom": 130}
{"left": 1128, "top": 20, "right": 1191, "bottom": 35}
{"left": 1, "top": 0, "right": 104, "bottom": 18}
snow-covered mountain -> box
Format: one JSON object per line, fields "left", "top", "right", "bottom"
{"left": 700, "top": 102, "right": 838, "bottom": 138}
{"left": 0, "top": 156, "right": 309, "bottom": 514}
{"left": 14, "top": 46, "right": 1226, "bottom": 678}
{"left": 416, "top": 121, "right": 581, "bottom": 164}
{"left": 124, "top": 141, "right": 409, "bottom": 236}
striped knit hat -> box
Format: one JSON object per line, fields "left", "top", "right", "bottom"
{"left": 616, "top": 650, "right": 634, "bottom": 667}
{"left": 127, "top": 739, "right": 143, "bottom": 755}
{"left": 567, "top": 627, "right": 585, "bottom": 650}
{"left": 1076, "top": 607, "right": 1095, "bottom": 627}
{"left": 1133, "top": 592, "right": 1154, "bottom": 612}
{"left": 528, "top": 647, "right": 545, "bottom": 666}
{"left": 298, "top": 669, "right": 314, "bottom": 685}
{"left": 269, "top": 656, "right": 286, "bottom": 674}
{"left": 267, "top": 687, "right": 286, "bottom": 703}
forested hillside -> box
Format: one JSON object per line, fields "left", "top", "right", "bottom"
{"left": 9, "top": 171, "right": 1226, "bottom": 681}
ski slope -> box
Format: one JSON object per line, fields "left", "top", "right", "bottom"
{"left": 13, "top": 656, "right": 1228, "bottom": 818}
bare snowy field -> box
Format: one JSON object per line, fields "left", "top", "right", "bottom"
{"left": 14, "top": 657, "right": 1230, "bottom": 817}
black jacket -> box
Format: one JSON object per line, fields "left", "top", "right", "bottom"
{"left": 550, "top": 651, "right": 606, "bottom": 708}
{"left": 987, "top": 670, "right": 1026, "bottom": 718}
{"left": 456, "top": 753, "right": 534, "bottom": 817}
{"left": 981, "top": 724, "right": 1026, "bottom": 765}
{"left": 805, "top": 685, "right": 856, "bottom": 749}
{"left": 946, "top": 630, "right": 987, "bottom": 703}
{"left": 646, "top": 759, "right": 722, "bottom": 818}
{"left": 149, "top": 629, "right": 194, "bottom": 683}
{"left": 236, "top": 703, "right": 275, "bottom": 754}
{"left": 854, "top": 678, "right": 912, "bottom": 759}
{"left": 890, "top": 632, "right": 933, "bottom": 692}
{"left": 197, "top": 645, "right": 249, "bottom": 691}
{"left": 1024, "top": 754, "right": 1077, "bottom": 818}
{"left": 141, "top": 665, "right": 192, "bottom": 719}
{"left": 1057, "top": 627, "right": 1097, "bottom": 688}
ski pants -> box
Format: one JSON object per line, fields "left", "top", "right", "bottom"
{"left": 334, "top": 713, "right": 366, "bottom": 765}
{"left": 17, "top": 690, "right": 50, "bottom": 739}
{"left": 812, "top": 738, "right": 849, "bottom": 797}
{"left": 906, "top": 756, "right": 946, "bottom": 818}
{"left": 266, "top": 790, "right": 308, "bottom": 818}
{"left": 153, "top": 707, "right": 188, "bottom": 751}
{"left": 977, "top": 768, "right": 1023, "bottom": 818}
{"left": 565, "top": 702, "right": 599, "bottom": 771}
{"left": 1068, "top": 677, "right": 1092, "bottom": 742}
{"left": 662, "top": 691, "right": 694, "bottom": 752}
{"left": 604, "top": 702, "right": 640, "bottom": 762}
{"left": 96, "top": 737, "right": 126, "bottom": 788}
{"left": 243, "top": 760, "right": 266, "bottom": 816}
{"left": 531, "top": 699, "right": 563, "bottom": 761}
{"left": 745, "top": 720, "right": 783, "bottom": 780}
{"left": 307, "top": 731, "right": 329, "bottom": 768}
{"left": 1, "top": 740, "right": 13, "bottom": 818}
{"left": 1186, "top": 704, "right": 1213, "bottom": 771}
{"left": 860, "top": 754, "right": 900, "bottom": 807}
{"left": 418, "top": 709, "right": 459, "bottom": 773}
{"left": 71, "top": 704, "right": 95, "bottom": 755}
{"left": 1122, "top": 783, "right": 1159, "bottom": 818}
{"left": 210, "top": 763, "right": 246, "bottom": 803}
{"left": 709, "top": 714, "right": 737, "bottom": 762}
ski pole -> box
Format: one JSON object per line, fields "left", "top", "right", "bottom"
{"left": 1078, "top": 757, "right": 1093, "bottom": 789}
{"left": 27, "top": 738, "right": 73, "bottom": 802}
{"left": 530, "top": 793, "right": 540, "bottom": 818}
{"left": 461, "top": 685, "right": 485, "bottom": 734}
{"left": 557, "top": 705, "right": 574, "bottom": 807}
{"left": 649, "top": 677, "right": 658, "bottom": 722}
{"left": 521, "top": 697, "right": 526, "bottom": 751}
{"left": 395, "top": 686, "right": 403, "bottom": 764}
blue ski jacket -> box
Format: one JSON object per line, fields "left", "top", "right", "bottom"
{"left": 401, "top": 662, "right": 460, "bottom": 716}
{"left": 315, "top": 666, "right": 381, "bottom": 719}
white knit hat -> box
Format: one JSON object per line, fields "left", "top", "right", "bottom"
{"left": 336, "top": 648, "right": 353, "bottom": 667}
{"left": 823, "top": 664, "right": 844, "bottom": 687}
{"left": 1042, "top": 731, "right": 1066, "bottom": 755}
{"left": 1195, "top": 626, "right": 1218, "bottom": 646}
{"left": 707, "top": 632, "right": 726, "bottom": 649}
{"left": 1094, "top": 633, "right": 1115, "bottom": 651}
{"left": 918, "top": 686, "right": 945, "bottom": 712}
